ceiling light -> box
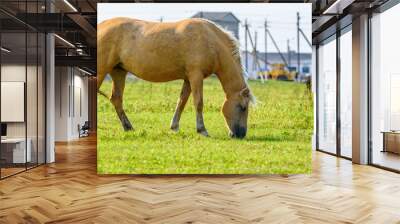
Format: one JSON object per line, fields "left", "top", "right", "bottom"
{"left": 1, "top": 47, "right": 11, "bottom": 53}
{"left": 54, "top": 34, "right": 75, "bottom": 48}
{"left": 63, "top": 0, "right": 78, "bottom": 12}
{"left": 323, "top": 0, "right": 341, "bottom": 14}
{"left": 76, "top": 48, "right": 86, "bottom": 55}
{"left": 78, "top": 67, "right": 93, "bottom": 76}
{"left": 323, "top": 0, "right": 355, "bottom": 15}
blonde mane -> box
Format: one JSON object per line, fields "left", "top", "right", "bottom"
{"left": 195, "top": 19, "right": 242, "bottom": 63}
{"left": 197, "top": 19, "right": 256, "bottom": 104}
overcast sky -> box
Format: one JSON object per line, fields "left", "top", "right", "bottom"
{"left": 98, "top": 3, "right": 312, "bottom": 53}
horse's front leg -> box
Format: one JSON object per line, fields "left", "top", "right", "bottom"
{"left": 170, "top": 80, "right": 191, "bottom": 131}
{"left": 189, "top": 73, "right": 208, "bottom": 137}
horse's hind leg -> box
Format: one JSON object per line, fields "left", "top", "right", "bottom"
{"left": 170, "top": 80, "right": 191, "bottom": 131}
{"left": 188, "top": 72, "right": 208, "bottom": 137}
{"left": 110, "top": 68, "right": 133, "bottom": 131}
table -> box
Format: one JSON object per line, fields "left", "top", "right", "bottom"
{"left": 381, "top": 131, "right": 400, "bottom": 154}
{"left": 1, "top": 138, "right": 31, "bottom": 163}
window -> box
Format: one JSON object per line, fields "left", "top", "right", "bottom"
{"left": 339, "top": 28, "right": 352, "bottom": 158}
{"left": 317, "top": 36, "right": 337, "bottom": 154}
{"left": 370, "top": 3, "right": 400, "bottom": 171}
{"left": 0, "top": 1, "right": 46, "bottom": 179}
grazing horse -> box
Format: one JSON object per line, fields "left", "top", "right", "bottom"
{"left": 97, "top": 17, "right": 255, "bottom": 138}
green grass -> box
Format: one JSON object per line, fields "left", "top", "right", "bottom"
{"left": 97, "top": 77, "right": 313, "bottom": 174}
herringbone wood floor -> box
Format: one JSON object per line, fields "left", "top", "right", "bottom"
{"left": 1, "top": 135, "right": 400, "bottom": 224}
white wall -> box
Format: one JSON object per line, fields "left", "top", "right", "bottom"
{"left": 55, "top": 67, "right": 89, "bottom": 141}
{"left": 1, "top": 65, "right": 30, "bottom": 138}
{"left": 71, "top": 72, "right": 89, "bottom": 138}
{"left": 1, "top": 63, "right": 46, "bottom": 164}
{"left": 55, "top": 66, "right": 69, "bottom": 141}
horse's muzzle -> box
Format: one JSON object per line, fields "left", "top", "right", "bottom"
{"left": 229, "top": 125, "right": 247, "bottom": 139}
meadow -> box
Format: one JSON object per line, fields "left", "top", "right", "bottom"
{"left": 97, "top": 77, "right": 313, "bottom": 174}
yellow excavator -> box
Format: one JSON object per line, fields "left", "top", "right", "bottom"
{"left": 257, "top": 64, "right": 296, "bottom": 81}
{"left": 266, "top": 63, "right": 296, "bottom": 81}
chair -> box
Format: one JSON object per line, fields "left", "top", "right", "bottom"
{"left": 78, "top": 121, "right": 90, "bottom": 138}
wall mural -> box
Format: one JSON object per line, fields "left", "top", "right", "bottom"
{"left": 97, "top": 3, "right": 313, "bottom": 174}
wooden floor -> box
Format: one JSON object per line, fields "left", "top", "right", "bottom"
{"left": 0, "top": 167, "right": 26, "bottom": 178}
{"left": 1, "top": 135, "right": 400, "bottom": 223}
{"left": 373, "top": 151, "right": 400, "bottom": 171}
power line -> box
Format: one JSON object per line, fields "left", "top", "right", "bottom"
{"left": 264, "top": 18, "right": 268, "bottom": 71}
{"left": 244, "top": 22, "right": 265, "bottom": 83}
{"left": 266, "top": 29, "right": 289, "bottom": 68}
{"left": 244, "top": 19, "right": 248, "bottom": 73}
{"left": 299, "top": 28, "right": 312, "bottom": 47}
{"left": 297, "top": 12, "right": 300, "bottom": 77}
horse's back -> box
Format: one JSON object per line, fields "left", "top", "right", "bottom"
{"left": 98, "top": 18, "right": 231, "bottom": 82}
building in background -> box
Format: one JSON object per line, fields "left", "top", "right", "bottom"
{"left": 192, "top": 11, "right": 240, "bottom": 39}
{"left": 241, "top": 51, "right": 311, "bottom": 79}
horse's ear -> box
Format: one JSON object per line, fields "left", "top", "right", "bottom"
{"left": 240, "top": 87, "right": 250, "bottom": 98}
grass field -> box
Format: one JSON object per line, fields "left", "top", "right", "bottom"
{"left": 98, "top": 77, "right": 313, "bottom": 174}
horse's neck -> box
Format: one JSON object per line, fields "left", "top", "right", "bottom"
{"left": 217, "top": 64, "right": 246, "bottom": 98}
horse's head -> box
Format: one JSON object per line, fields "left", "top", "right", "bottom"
{"left": 222, "top": 87, "right": 253, "bottom": 139}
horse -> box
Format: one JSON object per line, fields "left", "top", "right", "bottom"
{"left": 97, "top": 17, "right": 255, "bottom": 138}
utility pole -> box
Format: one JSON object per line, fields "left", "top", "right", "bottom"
{"left": 297, "top": 12, "right": 300, "bottom": 79}
{"left": 287, "top": 39, "right": 291, "bottom": 68}
{"left": 264, "top": 19, "right": 268, "bottom": 72}
{"left": 246, "top": 27, "right": 264, "bottom": 83}
{"left": 255, "top": 31, "right": 264, "bottom": 82}
{"left": 254, "top": 31, "right": 257, "bottom": 72}
{"left": 266, "top": 30, "right": 288, "bottom": 68}
{"left": 244, "top": 19, "right": 248, "bottom": 73}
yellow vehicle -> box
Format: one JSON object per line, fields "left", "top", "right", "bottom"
{"left": 267, "top": 63, "right": 296, "bottom": 81}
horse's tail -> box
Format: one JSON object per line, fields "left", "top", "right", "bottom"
{"left": 97, "top": 71, "right": 109, "bottom": 99}
{"left": 98, "top": 90, "right": 109, "bottom": 99}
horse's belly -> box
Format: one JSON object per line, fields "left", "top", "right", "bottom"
{"left": 130, "top": 66, "right": 185, "bottom": 82}
{"left": 134, "top": 73, "right": 181, "bottom": 82}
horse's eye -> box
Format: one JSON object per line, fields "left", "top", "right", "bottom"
{"left": 238, "top": 105, "right": 247, "bottom": 112}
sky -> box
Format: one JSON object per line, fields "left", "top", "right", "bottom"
{"left": 98, "top": 3, "right": 312, "bottom": 53}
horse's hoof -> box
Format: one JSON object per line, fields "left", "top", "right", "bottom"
{"left": 170, "top": 125, "right": 179, "bottom": 132}
{"left": 198, "top": 130, "right": 209, "bottom": 137}
{"left": 123, "top": 126, "right": 134, "bottom": 131}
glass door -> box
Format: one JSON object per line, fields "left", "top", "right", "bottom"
{"left": 1, "top": 30, "right": 28, "bottom": 178}
{"left": 339, "top": 27, "right": 352, "bottom": 158}
{"left": 317, "top": 35, "right": 337, "bottom": 154}
{"left": 0, "top": 1, "right": 47, "bottom": 179}
{"left": 370, "top": 3, "right": 400, "bottom": 171}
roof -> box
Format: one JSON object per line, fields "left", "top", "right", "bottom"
{"left": 191, "top": 12, "right": 240, "bottom": 23}
{"left": 257, "top": 52, "right": 311, "bottom": 61}
{"left": 241, "top": 51, "right": 312, "bottom": 65}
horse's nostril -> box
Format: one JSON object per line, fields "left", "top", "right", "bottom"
{"left": 236, "top": 132, "right": 246, "bottom": 139}
{"left": 231, "top": 125, "right": 246, "bottom": 139}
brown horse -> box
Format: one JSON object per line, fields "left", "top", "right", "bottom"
{"left": 97, "top": 17, "right": 254, "bottom": 138}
